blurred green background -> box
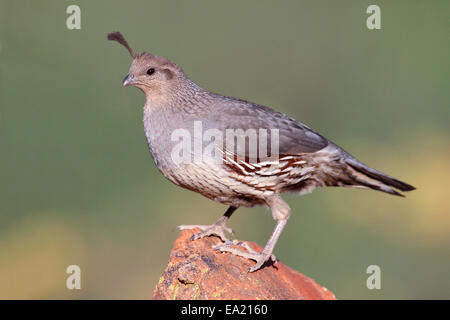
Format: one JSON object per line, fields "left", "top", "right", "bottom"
{"left": 1, "top": 0, "right": 449, "bottom": 299}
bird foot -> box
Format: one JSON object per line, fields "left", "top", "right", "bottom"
{"left": 213, "top": 241, "right": 277, "bottom": 272}
{"left": 176, "top": 223, "right": 234, "bottom": 242}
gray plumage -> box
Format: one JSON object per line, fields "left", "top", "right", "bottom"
{"left": 108, "top": 31, "right": 415, "bottom": 272}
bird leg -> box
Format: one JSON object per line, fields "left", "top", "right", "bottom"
{"left": 214, "top": 195, "right": 291, "bottom": 272}
{"left": 176, "top": 206, "right": 237, "bottom": 242}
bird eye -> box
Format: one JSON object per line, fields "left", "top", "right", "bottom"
{"left": 146, "top": 68, "right": 155, "bottom": 75}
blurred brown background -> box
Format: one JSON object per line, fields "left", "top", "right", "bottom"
{"left": 0, "top": 0, "right": 449, "bottom": 299}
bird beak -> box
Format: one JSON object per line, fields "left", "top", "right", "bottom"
{"left": 122, "top": 74, "right": 134, "bottom": 87}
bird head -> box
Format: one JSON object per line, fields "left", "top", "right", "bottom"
{"left": 107, "top": 31, "right": 184, "bottom": 97}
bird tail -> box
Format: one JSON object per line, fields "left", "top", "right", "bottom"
{"left": 344, "top": 157, "right": 415, "bottom": 197}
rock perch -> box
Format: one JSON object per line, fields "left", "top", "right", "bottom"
{"left": 152, "top": 229, "right": 336, "bottom": 300}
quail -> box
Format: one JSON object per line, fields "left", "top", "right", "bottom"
{"left": 107, "top": 31, "right": 415, "bottom": 272}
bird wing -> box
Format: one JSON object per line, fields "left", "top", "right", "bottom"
{"left": 195, "top": 95, "right": 329, "bottom": 190}
{"left": 204, "top": 95, "right": 329, "bottom": 159}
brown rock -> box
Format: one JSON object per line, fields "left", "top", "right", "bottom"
{"left": 152, "top": 229, "right": 336, "bottom": 300}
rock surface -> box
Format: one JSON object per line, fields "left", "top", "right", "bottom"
{"left": 152, "top": 229, "right": 336, "bottom": 300}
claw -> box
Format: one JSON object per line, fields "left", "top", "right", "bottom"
{"left": 176, "top": 224, "right": 209, "bottom": 231}
{"left": 213, "top": 241, "right": 277, "bottom": 272}
{"left": 175, "top": 223, "right": 233, "bottom": 242}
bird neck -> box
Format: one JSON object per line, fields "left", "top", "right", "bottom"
{"left": 144, "top": 76, "right": 213, "bottom": 114}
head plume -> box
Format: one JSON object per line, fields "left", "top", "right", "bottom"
{"left": 107, "top": 31, "right": 135, "bottom": 58}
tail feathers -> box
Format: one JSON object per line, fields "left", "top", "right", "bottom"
{"left": 345, "top": 158, "right": 415, "bottom": 197}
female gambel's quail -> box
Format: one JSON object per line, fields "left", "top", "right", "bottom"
{"left": 107, "top": 31, "right": 415, "bottom": 272}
